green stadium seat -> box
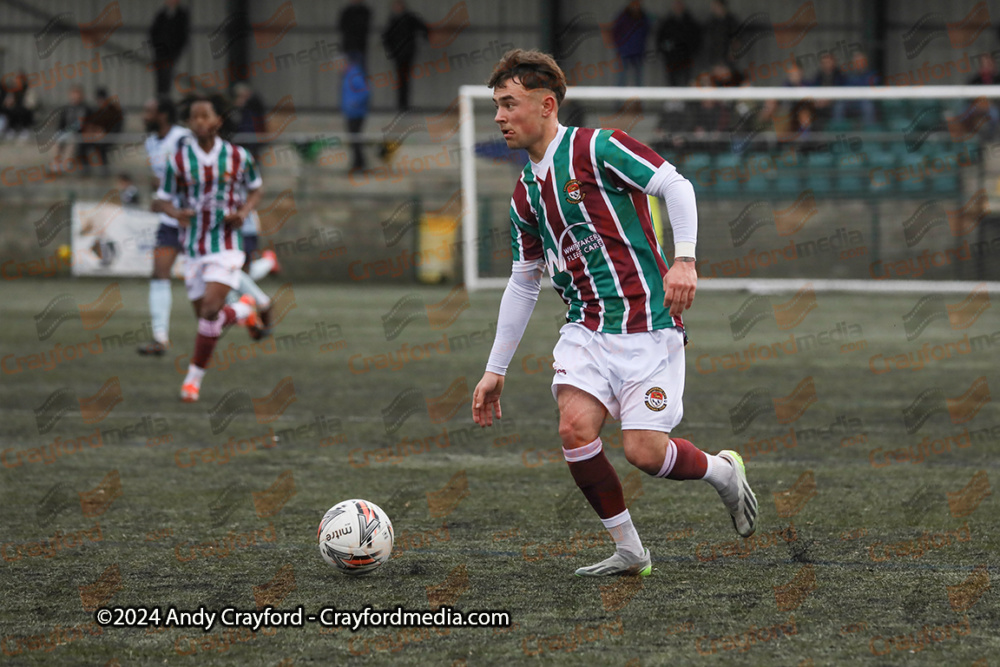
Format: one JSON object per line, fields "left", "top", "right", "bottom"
{"left": 775, "top": 167, "right": 802, "bottom": 195}
{"left": 867, "top": 151, "right": 896, "bottom": 194}
{"left": 713, "top": 153, "right": 742, "bottom": 194}
{"left": 835, "top": 153, "right": 866, "bottom": 194}
{"left": 922, "top": 147, "right": 962, "bottom": 193}
{"left": 898, "top": 153, "right": 925, "bottom": 193}
{"left": 824, "top": 119, "right": 854, "bottom": 134}
{"left": 805, "top": 152, "right": 834, "bottom": 194}
{"left": 880, "top": 99, "right": 907, "bottom": 122}
{"left": 744, "top": 162, "right": 771, "bottom": 194}
{"left": 682, "top": 153, "right": 712, "bottom": 192}
{"left": 886, "top": 116, "right": 911, "bottom": 134}
{"left": 909, "top": 100, "right": 943, "bottom": 117}
{"left": 683, "top": 153, "right": 712, "bottom": 168}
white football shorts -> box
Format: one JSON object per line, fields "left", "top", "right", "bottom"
{"left": 550, "top": 322, "right": 686, "bottom": 432}
{"left": 184, "top": 249, "right": 246, "bottom": 301}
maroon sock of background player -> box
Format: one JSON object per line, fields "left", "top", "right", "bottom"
{"left": 567, "top": 452, "right": 627, "bottom": 519}
{"left": 191, "top": 334, "right": 216, "bottom": 369}
{"left": 191, "top": 307, "right": 238, "bottom": 369}
{"left": 666, "top": 438, "right": 709, "bottom": 480}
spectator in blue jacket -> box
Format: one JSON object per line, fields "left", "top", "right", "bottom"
{"left": 342, "top": 56, "right": 370, "bottom": 173}
{"left": 612, "top": 1, "right": 651, "bottom": 86}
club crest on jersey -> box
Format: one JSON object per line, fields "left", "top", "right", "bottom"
{"left": 563, "top": 179, "right": 585, "bottom": 204}
{"left": 644, "top": 387, "right": 667, "bottom": 411}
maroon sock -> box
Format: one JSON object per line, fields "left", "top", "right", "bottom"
{"left": 567, "top": 452, "right": 627, "bottom": 519}
{"left": 191, "top": 333, "right": 218, "bottom": 369}
{"left": 190, "top": 308, "right": 236, "bottom": 370}
{"left": 666, "top": 438, "right": 708, "bottom": 480}
{"left": 220, "top": 305, "right": 238, "bottom": 326}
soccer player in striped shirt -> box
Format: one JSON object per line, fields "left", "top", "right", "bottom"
{"left": 472, "top": 49, "right": 758, "bottom": 576}
{"left": 139, "top": 97, "right": 277, "bottom": 357}
{"left": 154, "top": 94, "right": 264, "bottom": 402}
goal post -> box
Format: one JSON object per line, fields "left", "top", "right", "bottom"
{"left": 458, "top": 84, "right": 1000, "bottom": 293}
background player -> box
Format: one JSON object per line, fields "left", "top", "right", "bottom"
{"left": 138, "top": 97, "right": 191, "bottom": 356}
{"left": 472, "top": 49, "right": 758, "bottom": 576}
{"left": 153, "top": 94, "right": 264, "bottom": 401}
{"left": 139, "top": 97, "right": 279, "bottom": 355}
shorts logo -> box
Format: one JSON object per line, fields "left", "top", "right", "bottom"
{"left": 552, "top": 361, "right": 567, "bottom": 376}
{"left": 563, "top": 180, "right": 585, "bottom": 204}
{"left": 644, "top": 387, "right": 667, "bottom": 412}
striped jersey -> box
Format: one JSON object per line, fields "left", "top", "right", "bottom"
{"left": 510, "top": 125, "right": 681, "bottom": 334}
{"left": 156, "top": 136, "right": 262, "bottom": 257}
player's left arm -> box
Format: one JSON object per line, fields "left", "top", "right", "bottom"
{"left": 225, "top": 187, "right": 262, "bottom": 224}
{"left": 224, "top": 149, "right": 264, "bottom": 228}
{"left": 600, "top": 130, "right": 697, "bottom": 317}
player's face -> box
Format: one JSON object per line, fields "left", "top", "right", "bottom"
{"left": 493, "top": 79, "right": 547, "bottom": 152}
{"left": 188, "top": 101, "right": 221, "bottom": 141}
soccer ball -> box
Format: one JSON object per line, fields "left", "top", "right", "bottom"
{"left": 318, "top": 499, "right": 394, "bottom": 575}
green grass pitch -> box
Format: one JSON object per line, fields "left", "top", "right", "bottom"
{"left": 1, "top": 278, "right": 997, "bottom": 665}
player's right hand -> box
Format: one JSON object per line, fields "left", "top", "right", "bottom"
{"left": 472, "top": 372, "right": 504, "bottom": 427}
{"left": 176, "top": 209, "right": 195, "bottom": 226}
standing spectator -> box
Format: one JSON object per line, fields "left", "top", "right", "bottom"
{"left": 612, "top": 1, "right": 651, "bottom": 86}
{"left": 52, "top": 85, "right": 92, "bottom": 173}
{"left": 149, "top": 0, "right": 190, "bottom": 98}
{"left": 837, "top": 51, "right": 878, "bottom": 128}
{"left": 340, "top": 0, "right": 372, "bottom": 69}
{"left": 81, "top": 88, "right": 124, "bottom": 174}
{"left": 342, "top": 56, "right": 370, "bottom": 174}
{"left": 232, "top": 82, "right": 267, "bottom": 159}
{"left": 0, "top": 71, "right": 39, "bottom": 140}
{"left": 702, "top": 0, "right": 738, "bottom": 67}
{"left": 961, "top": 55, "right": 999, "bottom": 137}
{"left": 655, "top": 1, "right": 701, "bottom": 87}
{"left": 382, "top": 0, "right": 429, "bottom": 111}
{"left": 808, "top": 52, "right": 845, "bottom": 128}
{"left": 970, "top": 54, "right": 998, "bottom": 85}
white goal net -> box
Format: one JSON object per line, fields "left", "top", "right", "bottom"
{"left": 458, "top": 84, "right": 1000, "bottom": 293}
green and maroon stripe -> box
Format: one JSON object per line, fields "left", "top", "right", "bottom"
{"left": 571, "top": 127, "right": 652, "bottom": 333}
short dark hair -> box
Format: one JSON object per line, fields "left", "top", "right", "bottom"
{"left": 156, "top": 97, "right": 177, "bottom": 124}
{"left": 487, "top": 49, "right": 567, "bottom": 106}
{"left": 182, "top": 93, "right": 235, "bottom": 138}
{"left": 184, "top": 93, "right": 228, "bottom": 119}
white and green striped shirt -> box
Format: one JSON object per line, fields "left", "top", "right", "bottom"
{"left": 156, "top": 136, "right": 262, "bottom": 257}
{"left": 510, "top": 125, "right": 686, "bottom": 333}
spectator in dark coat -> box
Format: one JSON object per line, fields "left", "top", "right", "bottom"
{"left": 702, "top": 0, "right": 738, "bottom": 67}
{"left": 655, "top": 0, "right": 701, "bottom": 86}
{"left": 0, "top": 71, "right": 38, "bottom": 139}
{"left": 232, "top": 82, "right": 267, "bottom": 158}
{"left": 340, "top": 0, "right": 372, "bottom": 69}
{"left": 81, "top": 87, "right": 124, "bottom": 172}
{"left": 612, "top": 1, "right": 651, "bottom": 86}
{"left": 149, "top": 0, "right": 190, "bottom": 97}
{"left": 836, "top": 51, "right": 878, "bottom": 128}
{"left": 382, "top": 0, "right": 429, "bottom": 110}
{"left": 961, "top": 55, "right": 1000, "bottom": 137}
{"left": 53, "top": 85, "right": 92, "bottom": 173}
{"left": 808, "top": 52, "right": 845, "bottom": 128}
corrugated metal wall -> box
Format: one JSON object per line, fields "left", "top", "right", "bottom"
{"left": 1, "top": 0, "right": 997, "bottom": 113}
{"left": 0, "top": 0, "right": 542, "bottom": 112}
